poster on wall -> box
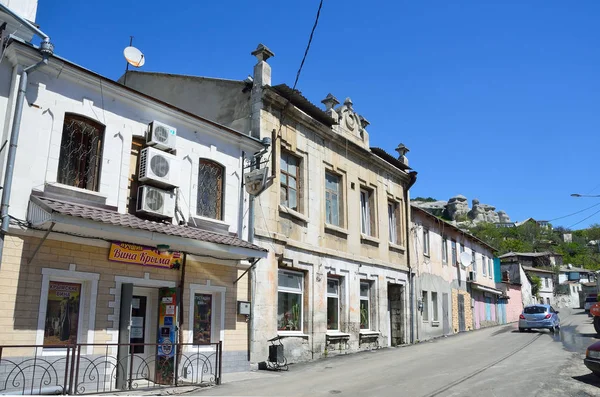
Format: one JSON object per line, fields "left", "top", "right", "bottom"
{"left": 44, "top": 281, "right": 81, "bottom": 346}
{"left": 193, "top": 294, "right": 212, "bottom": 344}
{"left": 156, "top": 287, "right": 178, "bottom": 385}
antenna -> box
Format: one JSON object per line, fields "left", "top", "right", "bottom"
{"left": 460, "top": 252, "right": 472, "bottom": 268}
{"left": 122, "top": 36, "right": 145, "bottom": 86}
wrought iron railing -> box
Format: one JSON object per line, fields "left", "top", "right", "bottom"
{"left": 0, "top": 342, "right": 222, "bottom": 395}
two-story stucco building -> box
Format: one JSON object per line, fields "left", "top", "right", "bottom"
{"left": 0, "top": 2, "right": 269, "bottom": 392}
{"left": 411, "top": 206, "right": 501, "bottom": 341}
{"left": 121, "top": 45, "right": 418, "bottom": 365}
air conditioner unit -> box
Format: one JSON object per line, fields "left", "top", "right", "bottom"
{"left": 147, "top": 120, "right": 177, "bottom": 151}
{"left": 136, "top": 186, "right": 175, "bottom": 218}
{"left": 139, "top": 147, "right": 180, "bottom": 188}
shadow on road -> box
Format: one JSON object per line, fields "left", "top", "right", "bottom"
{"left": 572, "top": 373, "right": 600, "bottom": 387}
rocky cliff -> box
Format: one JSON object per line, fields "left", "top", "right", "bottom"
{"left": 412, "top": 195, "right": 511, "bottom": 226}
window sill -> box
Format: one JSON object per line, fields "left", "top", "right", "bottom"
{"left": 432, "top": 321, "right": 440, "bottom": 327}
{"left": 324, "top": 223, "right": 349, "bottom": 236}
{"left": 359, "top": 330, "right": 380, "bottom": 337}
{"left": 277, "top": 332, "right": 310, "bottom": 339}
{"left": 44, "top": 182, "right": 108, "bottom": 205}
{"left": 389, "top": 242, "right": 406, "bottom": 252}
{"left": 188, "top": 215, "right": 230, "bottom": 234}
{"left": 360, "top": 234, "right": 380, "bottom": 245}
{"left": 279, "top": 205, "right": 309, "bottom": 223}
{"left": 423, "top": 253, "right": 430, "bottom": 258}
{"left": 326, "top": 331, "right": 351, "bottom": 339}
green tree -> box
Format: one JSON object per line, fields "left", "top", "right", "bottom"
{"left": 530, "top": 275, "right": 542, "bottom": 298}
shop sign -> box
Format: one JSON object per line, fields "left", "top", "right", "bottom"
{"left": 108, "top": 242, "right": 182, "bottom": 269}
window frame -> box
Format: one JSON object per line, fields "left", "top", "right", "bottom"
{"left": 488, "top": 258, "right": 493, "bottom": 279}
{"left": 277, "top": 269, "right": 304, "bottom": 333}
{"left": 327, "top": 277, "right": 340, "bottom": 331}
{"left": 280, "top": 150, "right": 301, "bottom": 212}
{"left": 442, "top": 236, "right": 448, "bottom": 264}
{"left": 197, "top": 158, "right": 225, "bottom": 220}
{"left": 472, "top": 251, "right": 477, "bottom": 279}
{"left": 359, "top": 281, "right": 372, "bottom": 330}
{"left": 422, "top": 228, "right": 430, "bottom": 256}
{"left": 482, "top": 255, "right": 487, "bottom": 276}
{"left": 57, "top": 113, "right": 105, "bottom": 192}
{"left": 325, "top": 171, "right": 343, "bottom": 227}
{"left": 432, "top": 291, "right": 439, "bottom": 322}
{"left": 422, "top": 290, "right": 429, "bottom": 322}
{"left": 36, "top": 268, "right": 100, "bottom": 356}
{"left": 451, "top": 240, "right": 457, "bottom": 266}
{"left": 359, "top": 187, "right": 377, "bottom": 237}
{"left": 187, "top": 283, "right": 226, "bottom": 348}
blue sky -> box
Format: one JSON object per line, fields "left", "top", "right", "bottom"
{"left": 36, "top": 0, "right": 600, "bottom": 229}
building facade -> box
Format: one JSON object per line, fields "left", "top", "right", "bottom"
{"left": 411, "top": 206, "right": 501, "bottom": 341}
{"left": 523, "top": 267, "right": 555, "bottom": 305}
{"left": 121, "top": 45, "right": 417, "bottom": 365}
{"left": 0, "top": 6, "right": 269, "bottom": 390}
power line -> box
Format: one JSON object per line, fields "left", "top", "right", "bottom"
{"left": 548, "top": 201, "right": 600, "bottom": 222}
{"left": 292, "top": 0, "right": 324, "bottom": 92}
{"left": 567, "top": 207, "right": 600, "bottom": 229}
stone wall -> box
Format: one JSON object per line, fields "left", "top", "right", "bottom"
{"left": 451, "top": 289, "right": 473, "bottom": 333}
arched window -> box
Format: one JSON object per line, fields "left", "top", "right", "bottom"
{"left": 57, "top": 114, "right": 105, "bottom": 191}
{"left": 197, "top": 159, "right": 224, "bottom": 220}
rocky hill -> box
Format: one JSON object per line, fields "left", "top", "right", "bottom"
{"left": 412, "top": 195, "right": 511, "bottom": 226}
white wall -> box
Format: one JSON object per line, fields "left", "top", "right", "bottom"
{"left": 1, "top": 44, "right": 256, "bottom": 237}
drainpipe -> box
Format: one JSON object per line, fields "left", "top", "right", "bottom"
{"left": 404, "top": 171, "right": 418, "bottom": 344}
{"left": 0, "top": 4, "right": 54, "bottom": 266}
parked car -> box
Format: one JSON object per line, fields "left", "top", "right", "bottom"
{"left": 585, "top": 295, "right": 598, "bottom": 314}
{"left": 518, "top": 304, "right": 560, "bottom": 333}
{"left": 585, "top": 341, "right": 600, "bottom": 377}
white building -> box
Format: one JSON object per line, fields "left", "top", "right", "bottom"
{"left": 0, "top": 1, "right": 267, "bottom": 393}
{"left": 522, "top": 267, "right": 554, "bottom": 305}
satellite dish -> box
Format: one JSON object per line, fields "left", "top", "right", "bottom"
{"left": 124, "top": 46, "right": 145, "bottom": 67}
{"left": 460, "top": 252, "right": 472, "bottom": 267}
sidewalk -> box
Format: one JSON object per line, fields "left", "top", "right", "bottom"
{"left": 103, "top": 371, "right": 279, "bottom": 396}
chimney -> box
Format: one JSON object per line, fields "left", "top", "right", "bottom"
{"left": 321, "top": 93, "right": 339, "bottom": 122}
{"left": 395, "top": 143, "right": 410, "bottom": 166}
{"left": 251, "top": 43, "right": 274, "bottom": 88}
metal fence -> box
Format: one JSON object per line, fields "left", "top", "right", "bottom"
{"left": 0, "top": 342, "right": 222, "bottom": 395}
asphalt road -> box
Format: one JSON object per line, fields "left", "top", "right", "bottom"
{"left": 190, "top": 308, "right": 600, "bottom": 397}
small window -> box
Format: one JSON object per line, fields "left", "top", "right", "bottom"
{"left": 325, "top": 172, "right": 342, "bottom": 226}
{"left": 422, "top": 228, "right": 430, "bottom": 256}
{"left": 280, "top": 151, "right": 300, "bottom": 212}
{"left": 360, "top": 188, "right": 376, "bottom": 237}
{"left": 388, "top": 201, "right": 401, "bottom": 244}
{"left": 545, "top": 277, "right": 549, "bottom": 288}
{"left": 442, "top": 237, "right": 448, "bottom": 264}
{"left": 482, "top": 256, "right": 487, "bottom": 276}
{"left": 360, "top": 282, "right": 371, "bottom": 330}
{"left": 277, "top": 270, "right": 304, "bottom": 332}
{"left": 327, "top": 278, "right": 340, "bottom": 331}
{"left": 472, "top": 252, "right": 477, "bottom": 279}
{"left": 451, "top": 241, "right": 457, "bottom": 266}
{"left": 432, "top": 292, "right": 438, "bottom": 322}
{"left": 422, "top": 291, "right": 429, "bottom": 322}
{"left": 193, "top": 294, "right": 213, "bottom": 344}
{"left": 488, "top": 258, "right": 493, "bottom": 279}
{"left": 57, "top": 114, "right": 105, "bottom": 191}
{"left": 197, "top": 159, "right": 224, "bottom": 220}
{"left": 44, "top": 281, "right": 82, "bottom": 346}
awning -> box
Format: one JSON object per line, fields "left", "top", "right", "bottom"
{"left": 470, "top": 283, "right": 503, "bottom": 296}
{"left": 27, "top": 194, "right": 268, "bottom": 261}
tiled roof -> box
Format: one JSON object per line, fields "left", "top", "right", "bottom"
{"left": 31, "top": 196, "right": 267, "bottom": 252}
{"left": 499, "top": 251, "right": 561, "bottom": 258}
{"left": 270, "top": 84, "right": 336, "bottom": 127}
{"left": 370, "top": 147, "right": 412, "bottom": 171}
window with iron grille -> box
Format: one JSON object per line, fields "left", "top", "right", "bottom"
{"left": 57, "top": 114, "right": 105, "bottom": 191}
{"left": 197, "top": 159, "right": 224, "bottom": 220}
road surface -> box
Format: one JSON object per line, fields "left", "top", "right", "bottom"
{"left": 190, "top": 308, "right": 600, "bottom": 397}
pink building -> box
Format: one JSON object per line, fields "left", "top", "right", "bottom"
{"left": 501, "top": 283, "right": 523, "bottom": 323}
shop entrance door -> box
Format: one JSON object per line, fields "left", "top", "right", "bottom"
{"left": 130, "top": 287, "right": 158, "bottom": 382}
